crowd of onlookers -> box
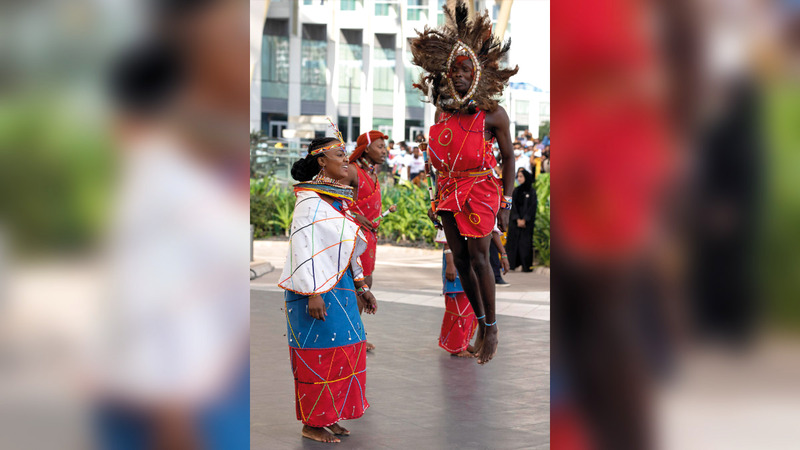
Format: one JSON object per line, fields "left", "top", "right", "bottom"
{"left": 504, "top": 130, "right": 550, "bottom": 179}
{"left": 382, "top": 130, "right": 550, "bottom": 187}
{"left": 382, "top": 133, "right": 428, "bottom": 185}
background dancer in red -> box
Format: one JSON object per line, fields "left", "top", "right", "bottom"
{"left": 436, "top": 230, "right": 478, "bottom": 358}
{"left": 411, "top": 1, "right": 517, "bottom": 365}
{"left": 342, "top": 130, "right": 395, "bottom": 351}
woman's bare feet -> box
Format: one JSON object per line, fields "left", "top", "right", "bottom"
{"left": 327, "top": 423, "right": 350, "bottom": 436}
{"left": 466, "top": 344, "right": 477, "bottom": 353}
{"left": 476, "top": 325, "right": 498, "bottom": 365}
{"left": 452, "top": 350, "right": 475, "bottom": 358}
{"left": 365, "top": 341, "right": 375, "bottom": 351}
{"left": 302, "top": 425, "right": 340, "bottom": 443}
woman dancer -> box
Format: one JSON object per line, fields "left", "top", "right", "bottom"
{"left": 278, "top": 136, "right": 378, "bottom": 443}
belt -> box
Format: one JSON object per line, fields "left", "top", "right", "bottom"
{"left": 438, "top": 168, "right": 492, "bottom": 178}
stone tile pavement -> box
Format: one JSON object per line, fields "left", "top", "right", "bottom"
{"left": 251, "top": 240, "right": 550, "bottom": 449}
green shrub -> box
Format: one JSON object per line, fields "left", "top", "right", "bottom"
{"left": 533, "top": 173, "right": 550, "bottom": 266}
{"left": 250, "top": 176, "right": 293, "bottom": 238}
{"left": 378, "top": 182, "right": 438, "bottom": 246}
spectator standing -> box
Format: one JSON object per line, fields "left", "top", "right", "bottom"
{"left": 506, "top": 168, "right": 537, "bottom": 272}
{"left": 407, "top": 145, "right": 425, "bottom": 183}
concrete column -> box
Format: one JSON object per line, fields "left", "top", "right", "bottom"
{"left": 251, "top": 52, "right": 261, "bottom": 132}
{"left": 250, "top": 0, "right": 268, "bottom": 132}
{"left": 287, "top": 6, "right": 301, "bottom": 118}
{"left": 392, "top": 3, "right": 405, "bottom": 142}
{"left": 326, "top": 2, "right": 339, "bottom": 124}
{"left": 360, "top": 1, "right": 374, "bottom": 134}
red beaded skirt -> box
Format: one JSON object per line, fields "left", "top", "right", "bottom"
{"left": 290, "top": 341, "right": 369, "bottom": 427}
{"left": 439, "top": 292, "right": 478, "bottom": 354}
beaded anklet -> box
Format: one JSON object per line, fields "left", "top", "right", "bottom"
{"left": 485, "top": 320, "right": 497, "bottom": 327}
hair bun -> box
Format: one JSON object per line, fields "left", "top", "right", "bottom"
{"left": 291, "top": 156, "right": 320, "bottom": 182}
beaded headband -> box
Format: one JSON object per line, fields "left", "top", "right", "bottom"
{"left": 309, "top": 118, "right": 347, "bottom": 156}
{"left": 446, "top": 40, "right": 482, "bottom": 105}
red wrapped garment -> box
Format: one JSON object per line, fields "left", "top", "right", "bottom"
{"left": 439, "top": 292, "right": 478, "bottom": 354}
{"left": 290, "top": 341, "right": 369, "bottom": 427}
{"left": 428, "top": 110, "right": 501, "bottom": 238}
{"left": 352, "top": 165, "right": 382, "bottom": 276}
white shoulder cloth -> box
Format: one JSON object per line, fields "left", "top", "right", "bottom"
{"left": 278, "top": 190, "right": 367, "bottom": 295}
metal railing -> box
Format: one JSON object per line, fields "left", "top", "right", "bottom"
{"left": 250, "top": 138, "right": 309, "bottom": 182}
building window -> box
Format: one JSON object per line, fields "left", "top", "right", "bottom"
{"left": 408, "top": 0, "right": 427, "bottom": 21}
{"left": 373, "top": 34, "right": 396, "bottom": 106}
{"left": 437, "top": 0, "right": 446, "bottom": 25}
{"left": 340, "top": 0, "right": 358, "bottom": 11}
{"left": 339, "top": 29, "right": 362, "bottom": 104}
{"left": 372, "top": 118, "right": 393, "bottom": 140}
{"left": 375, "top": 0, "right": 391, "bottom": 16}
{"left": 262, "top": 19, "right": 289, "bottom": 99}
{"left": 301, "top": 24, "right": 327, "bottom": 102}
{"left": 539, "top": 102, "right": 550, "bottom": 116}
{"left": 516, "top": 100, "right": 530, "bottom": 115}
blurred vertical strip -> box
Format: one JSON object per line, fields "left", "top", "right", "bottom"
{"left": 553, "top": 0, "right": 800, "bottom": 449}
{"left": 0, "top": 0, "right": 250, "bottom": 449}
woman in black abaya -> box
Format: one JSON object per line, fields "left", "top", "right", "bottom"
{"left": 506, "top": 168, "right": 537, "bottom": 272}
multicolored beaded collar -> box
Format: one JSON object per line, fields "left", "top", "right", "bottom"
{"left": 294, "top": 174, "right": 354, "bottom": 201}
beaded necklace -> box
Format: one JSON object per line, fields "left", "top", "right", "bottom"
{"left": 294, "top": 172, "right": 354, "bottom": 202}
{"left": 357, "top": 157, "right": 375, "bottom": 175}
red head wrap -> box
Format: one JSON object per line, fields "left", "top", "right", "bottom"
{"left": 349, "top": 130, "right": 388, "bottom": 163}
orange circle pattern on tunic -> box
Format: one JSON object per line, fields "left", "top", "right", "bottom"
{"left": 469, "top": 213, "right": 481, "bottom": 225}
{"left": 438, "top": 128, "right": 453, "bottom": 147}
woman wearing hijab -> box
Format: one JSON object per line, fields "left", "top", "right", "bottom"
{"left": 506, "top": 168, "right": 537, "bottom": 272}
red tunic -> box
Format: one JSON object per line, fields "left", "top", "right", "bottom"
{"left": 352, "top": 164, "right": 382, "bottom": 276}
{"left": 428, "top": 110, "right": 501, "bottom": 238}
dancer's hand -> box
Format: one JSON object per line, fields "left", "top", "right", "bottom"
{"left": 360, "top": 291, "right": 378, "bottom": 314}
{"left": 389, "top": 204, "right": 397, "bottom": 213}
{"left": 355, "top": 214, "right": 375, "bottom": 232}
{"left": 501, "top": 255, "right": 510, "bottom": 274}
{"left": 497, "top": 208, "right": 510, "bottom": 232}
{"left": 517, "top": 219, "right": 526, "bottom": 228}
{"left": 427, "top": 207, "right": 442, "bottom": 229}
{"left": 308, "top": 294, "right": 327, "bottom": 321}
{"left": 445, "top": 264, "right": 457, "bottom": 282}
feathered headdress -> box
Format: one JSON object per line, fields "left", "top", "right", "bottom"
{"left": 410, "top": 1, "right": 518, "bottom": 114}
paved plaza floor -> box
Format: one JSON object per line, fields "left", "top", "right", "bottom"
{"left": 251, "top": 241, "right": 550, "bottom": 449}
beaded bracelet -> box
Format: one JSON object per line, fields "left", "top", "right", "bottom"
{"left": 500, "top": 199, "right": 512, "bottom": 210}
{"left": 356, "top": 285, "right": 370, "bottom": 295}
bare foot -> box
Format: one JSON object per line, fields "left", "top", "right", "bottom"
{"left": 476, "top": 325, "right": 498, "bottom": 365}
{"left": 327, "top": 423, "right": 350, "bottom": 436}
{"left": 472, "top": 323, "right": 486, "bottom": 355}
{"left": 467, "top": 344, "right": 477, "bottom": 353}
{"left": 302, "top": 425, "right": 340, "bottom": 443}
{"left": 365, "top": 341, "right": 375, "bottom": 352}
{"left": 452, "top": 350, "right": 475, "bottom": 358}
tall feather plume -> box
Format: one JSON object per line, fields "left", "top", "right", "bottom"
{"left": 409, "top": 0, "right": 518, "bottom": 114}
